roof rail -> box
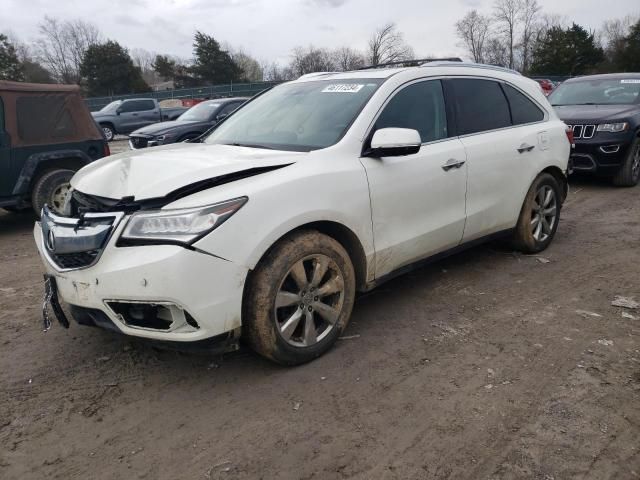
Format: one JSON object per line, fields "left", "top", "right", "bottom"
{"left": 422, "top": 61, "right": 522, "bottom": 75}
{"left": 297, "top": 71, "right": 339, "bottom": 80}
{"left": 358, "top": 57, "right": 463, "bottom": 70}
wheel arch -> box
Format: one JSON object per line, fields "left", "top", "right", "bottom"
{"left": 541, "top": 165, "right": 568, "bottom": 203}
{"left": 99, "top": 121, "right": 116, "bottom": 133}
{"left": 247, "top": 220, "right": 369, "bottom": 293}
{"left": 13, "top": 151, "right": 92, "bottom": 196}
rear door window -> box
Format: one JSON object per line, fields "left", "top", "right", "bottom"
{"left": 375, "top": 80, "right": 448, "bottom": 143}
{"left": 502, "top": 84, "right": 544, "bottom": 125}
{"left": 450, "top": 78, "right": 511, "bottom": 135}
{"left": 121, "top": 100, "right": 155, "bottom": 112}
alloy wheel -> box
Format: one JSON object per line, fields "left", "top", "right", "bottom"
{"left": 274, "top": 254, "right": 345, "bottom": 347}
{"left": 530, "top": 185, "right": 557, "bottom": 242}
{"left": 50, "top": 182, "right": 70, "bottom": 214}
{"left": 102, "top": 127, "right": 113, "bottom": 141}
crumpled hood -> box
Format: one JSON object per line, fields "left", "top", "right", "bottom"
{"left": 71, "top": 143, "right": 303, "bottom": 200}
{"left": 554, "top": 104, "right": 639, "bottom": 123}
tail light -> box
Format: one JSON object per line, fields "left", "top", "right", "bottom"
{"left": 565, "top": 126, "right": 574, "bottom": 148}
{"left": 104, "top": 143, "right": 111, "bottom": 157}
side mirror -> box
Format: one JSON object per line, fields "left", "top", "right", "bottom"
{"left": 367, "top": 128, "right": 421, "bottom": 157}
{"left": 216, "top": 113, "right": 229, "bottom": 122}
{"left": 116, "top": 108, "right": 122, "bottom": 115}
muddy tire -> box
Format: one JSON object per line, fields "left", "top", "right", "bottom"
{"left": 612, "top": 137, "right": 640, "bottom": 187}
{"left": 100, "top": 123, "right": 115, "bottom": 142}
{"left": 31, "top": 169, "right": 74, "bottom": 217}
{"left": 243, "top": 230, "right": 356, "bottom": 365}
{"left": 511, "top": 173, "right": 562, "bottom": 254}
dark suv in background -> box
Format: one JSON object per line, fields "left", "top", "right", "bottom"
{"left": 0, "top": 81, "right": 109, "bottom": 215}
{"left": 128, "top": 97, "right": 248, "bottom": 149}
{"left": 549, "top": 73, "right": 640, "bottom": 186}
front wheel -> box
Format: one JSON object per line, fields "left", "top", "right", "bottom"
{"left": 243, "top": 230, "right": 356, "bottom": 365}
{"left": 612, "top": 137, "right": 640, "bottom": 187}
{"left": 101, "top": 124, "right": 115, "bottom": 142}
{"left": 31, "top": 169, "right": 75, "bottom": 217}
{"left": 511, "top": 173, "right": 562, "bottom": 253}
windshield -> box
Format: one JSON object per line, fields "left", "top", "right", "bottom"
{"left": 178, "top": 101, "right": 222, "bottom": 122}
{"left": 549, "top": 78, "right": 640, "bottom": 106}
{"left": 205, "top": 79, "right": 383, "bottom": 151}
{"left": 99, "top": 100, "right": 122, "bottom": 112}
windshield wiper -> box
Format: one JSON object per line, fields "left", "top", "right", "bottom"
{"left": 224, "top": 142, "right": 275, "bottom": 150}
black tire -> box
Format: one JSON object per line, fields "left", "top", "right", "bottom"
{"left": 511, "top": 173, "right": 562, "bottom": 254}
{"left": 243, "top": 230, "right": 356, "bottom": 365}
{"left": 31, "top": 169, "right": 75, "bottom": 217}
{"left": 100, "top": 123, "right": 115, "bottom": 142}
{"left": 612, "top": 137, "right": 640, "bottom": 187}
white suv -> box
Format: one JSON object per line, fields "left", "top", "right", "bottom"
{"left": 35, "top": 63, "right": 571, "bottom": 364}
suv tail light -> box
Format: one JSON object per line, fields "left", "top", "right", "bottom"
{"left": 104, "top": 143, "right": 111, "bottom": 157}
{"left": 565, "top": 126, "right": 574, "bottom": 148}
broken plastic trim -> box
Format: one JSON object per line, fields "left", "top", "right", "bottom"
{"left": 71, "top": 163, "right": 292, "bottom": 215}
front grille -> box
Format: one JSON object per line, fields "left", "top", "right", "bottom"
{"left": 41, "top": 206, "right": 124, "bottom": 271}
{"left": 129, "top": 136, "right": 148, "bottom": 149}
{"left": 566, "top": 124, "right": 596, "bottom": 139}
{"left": 51, "top": 250, "right": 100, "bottom": 269}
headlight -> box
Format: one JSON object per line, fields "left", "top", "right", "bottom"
{"left": 597, "top": 122, "right": 629, "bottom": 133}
{"left": 120, "top": 197, "right": 247, "bottom": 245}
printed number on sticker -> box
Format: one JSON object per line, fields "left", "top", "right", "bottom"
{"left": 322, "top": 84, "right": 364, "bottom": 93}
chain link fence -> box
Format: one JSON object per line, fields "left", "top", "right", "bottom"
{"left": 85, "top": 81, "right": 282, "bottom": 111}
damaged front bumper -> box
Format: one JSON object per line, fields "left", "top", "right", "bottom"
{"left": 34, "top": 209, "right": 248, "bottom": 352}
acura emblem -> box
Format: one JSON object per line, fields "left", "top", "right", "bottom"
{"left": 46, "top": 230, "right": 56, "bottom": 252}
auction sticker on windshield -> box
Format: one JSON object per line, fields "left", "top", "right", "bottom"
{"left": 322, "top": 84, "right": 365, "bottom": 93}
{"left": 621, "top": 79, "right": 640, "bottom": 84}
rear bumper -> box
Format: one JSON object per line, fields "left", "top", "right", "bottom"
{"left": 34, "top": 221, "right": 248, "bottom": 344}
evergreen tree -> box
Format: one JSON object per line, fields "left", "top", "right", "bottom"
{"left": 191, "top": 31, "right": 241, "bottom": 84}
{"left": 80, "top": 41, "right": 149, "bottom": 96}
{"left": 530, "top": 23, "right": 604, "bottom": 76}
{"left": 0, "top": 34, "right": 24, "bottom": 81}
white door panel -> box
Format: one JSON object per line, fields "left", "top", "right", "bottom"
{"left": 361, "top": 138, "right": 468, "bottom": 277}
{"left": 460, "top": 125, "right": 546, "bottom": 242}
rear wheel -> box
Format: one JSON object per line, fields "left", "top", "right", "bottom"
{"left": 511, "top": 173, "right": 561, "bottom": 253}
{"left": 31, "top": 169, "right": 74, "bottom": 216}
{"left": 612, "top": 137, "right": 640, "bottom": 187}
{"left": 243, "top": 230, "right": 356, "bottom": 365}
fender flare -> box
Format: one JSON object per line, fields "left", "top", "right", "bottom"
{"left": 12, "top": 149, "right": 93, "bottom": 195}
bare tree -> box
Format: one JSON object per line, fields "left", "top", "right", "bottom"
{"left": 289, "top": 46, "right": 335, "bottom": 76}
{"left": 35, "top": 16, "right": 100, "bottom": 83}
{"left": 331, "top": 46, "right": 365, "bottom": 71}
{"left": 484, "top": 37, "right": 510, "bottom": 67}
{"left": 600, "top": 15, "right": 638, "bottom": 52}
{"left": 493, "top": 0, "right": 523, "bottom": 69}
{"left": 231, "top": 50, "right": 264, "bottom": 82}
{"left": 367, "top": 23, "right": 414, "bottom": 66}
{"left": 519, "top": 0, "right": 541, "bottom": 73}
{"left": 130, "top": 47, "right": 163, "bottom": 85}
{"left": 261, "top": 61, "right": 294, "bottom": 81}
{"left": 455, "top": 10, "right": 492, "bottom": 63}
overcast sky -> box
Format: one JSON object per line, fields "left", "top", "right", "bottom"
{"left": 2, "top": 0, "right": 639, "bottom": 64}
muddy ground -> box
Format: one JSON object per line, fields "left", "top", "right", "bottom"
{"left": 1, "top": 177, "right": 639, "bottom": 480}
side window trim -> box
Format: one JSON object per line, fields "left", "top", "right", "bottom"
{"left": 445, "top": 76, "right": 549, "bottom": 138}
{"left": 362, "top": 78, "right": 452, "bottom": 153}
{"left": 500, "top": 81, "right": 547, "bottom": 126}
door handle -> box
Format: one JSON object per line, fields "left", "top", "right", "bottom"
{"left": 441, "top": 158, "right": 466, "bottom": 172}
{"left": 517, "top": 143, "right": 535, "bottom": 153}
